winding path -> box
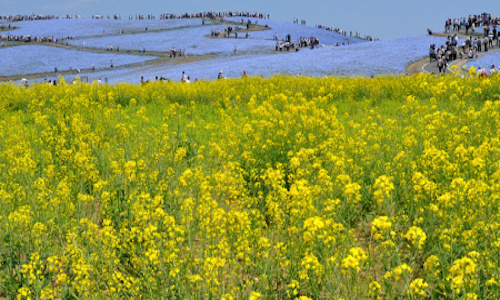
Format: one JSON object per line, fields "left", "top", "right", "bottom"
{"left": 407, "top": 30, "right": 500, "bottom": 75}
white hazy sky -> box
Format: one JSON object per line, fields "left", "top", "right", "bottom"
{"left": 2, "top": 0, "right": 500, "bottom": 39}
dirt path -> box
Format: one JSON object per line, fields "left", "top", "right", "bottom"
{"left": 407, "top": 57, "right": 428, "bottom": 74}
{"left": 407, "top": 49, "right": 500, "bottom": 75}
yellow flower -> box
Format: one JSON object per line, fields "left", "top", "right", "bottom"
{"left": 408, "top": 278, "right": 428, "bottom": 296}
{"left": 341, "top": 247, "right": 367, "bottom": 274}
{"left": 424, "top": 255, "right": 440, "bottom": 277}
{"left": 403, "top": 226, "right": 427, "bottom": 249}
{"left": 373, "top": 175, "right": 394, "bottom": 204}
{"left": 449, "top": 256, "right": 478, "bottom": 293}
{"left": 369, "top": 280, "right": 381, "bottom": 299}
{"left": 384, "top": 264, "right": 412, "bottom": 282}
{"left": 371, "top": 216, "right": 392, "bottom": 241}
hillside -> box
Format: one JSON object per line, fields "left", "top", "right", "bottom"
{"left": 0, "top": 16, "right": 446, "bottom": 83}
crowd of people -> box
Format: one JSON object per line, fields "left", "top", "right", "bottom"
{"left": 1, "top": 11, "right": 270, "bottom": 23}
{"left": 210, "top": 26, "right": 250, "bottom": 39}
{"left": 0, "top": 14, "right": 62, "bottom": 22}
{"left": 141, "top": 75, "right": 170, "bottom": 85}
{"left": 0, "top": 31, "right": 77, "bottom": 45}
{"left": 210, "top": 18, "right": 261, "bottom": 39}
{"left": 169, "top": 48, "right": 188, "bottom": 58}
{"left": 429, "top": 34, "right": 468, "bottom": 75}
{"left": 0, "top": 24, "right": 14, "bottom": 30}
{"left": 0, "top": 13, "right": 157, "bottom": 22}
{"left": 476, "top": 65, "right": 498, "bottom": 77}
{"left": 275, "top": 35, "right": 321, "bottom": 51}
{"left": 222, "top": 18, "right": 266, "bottom": 37}
{"left": 160, "top": 11, "right": 269, "bottom": 20}
{"left": 140, "top": 70, "right": 194, "bottom": 85}
{"left": 0, "top": 34, "right": 62, "bottom": 43}
{"left": 444, "top": 13, "right": 500, "bottom": 35}
{"left": 139, "top": 69, "right": 255, "bottom": 85}
{"left": 316, "top": 24, "right": 377, "bottom": 41}
{"left": 432, "top": 13, "right": 500, "bottom": 75}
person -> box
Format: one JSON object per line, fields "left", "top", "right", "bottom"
{"left": 242, "top": 70, "right": 247, "bottom": 78}
{"left": 110, "top": 60, "right": 113, "bottom": 68}
{"left": 458, "top": 48, "right": 465, "bottom": 59}
{"left": 181, "top": 71, "right": 187, "bottom": 82}
{"left": 437, "top": 58, "right": 446, "bottom": 75}
{"left": 141, "top": 76, "right": 145, "bottom": 85}
{"left": 186, "top": 76, "right": 191, "bottom": 83}
{"left": 490, "top": 65, "right": 497, "bottom": 75}
{"left": 218, "top": 70, "right": 223, "bottom": 80}
{"left": 429, "top": 44, "right": 436, "bottom": 61}
{"left": 479, "top": 67, "right": 487, "bottom": 77}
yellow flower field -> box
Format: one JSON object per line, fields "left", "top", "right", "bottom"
{"left": 1, "top": 73, "right": 500, "bottom": 299}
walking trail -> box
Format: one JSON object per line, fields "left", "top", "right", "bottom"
{"left": 407, "top": 29, "right": 500, "bottom": 75}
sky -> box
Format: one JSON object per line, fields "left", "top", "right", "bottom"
{"left": 2, "top": 0, "right": 500, "bottom": 39}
